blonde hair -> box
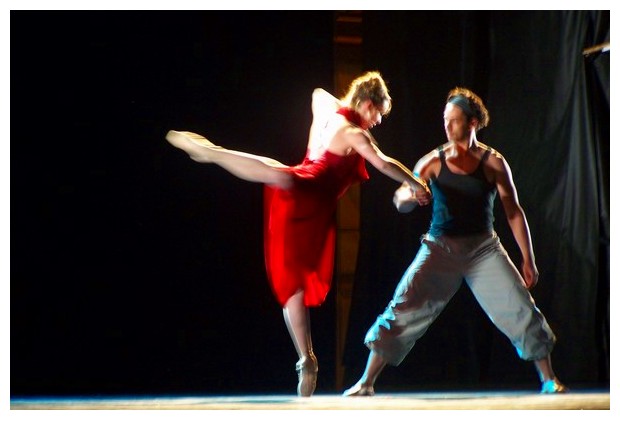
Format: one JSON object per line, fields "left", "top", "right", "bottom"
{"left": 342, "top": 71, "right": 392, "bottom": 114}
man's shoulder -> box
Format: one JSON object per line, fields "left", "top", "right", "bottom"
{"left": 478, "top": 142, "right": 505, "bottom": 161}
{"left": 422, "top": 145, "right": 444, "bottom": 161}
{"left": 415, "top": 147, "right": 442, "bottom": 174}
{"left": 477, "top": 143, "right": 512, "bottom": 175}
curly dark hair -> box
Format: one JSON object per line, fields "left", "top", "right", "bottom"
{"left": 446, "top": 87, "right": 490, "bottom": 130}
{"left": 343, "top": 71, "right": 392, "bottom": 115}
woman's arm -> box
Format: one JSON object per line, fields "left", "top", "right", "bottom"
{"left": 349, "top": 129, "right": 430, "bottom": 193}
{"left": 312, "top": 88, "right": 341, "bottom": 119}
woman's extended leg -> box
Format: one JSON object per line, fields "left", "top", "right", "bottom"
{"left": 166, "top": 130, "right": 294, "bottom": 189}
{"left": 283, "top": 290, "right": 318, "bottom": 397}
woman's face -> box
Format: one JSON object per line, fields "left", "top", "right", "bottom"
{"left": 359, "top": 100, "right": 388, "bottom": 130}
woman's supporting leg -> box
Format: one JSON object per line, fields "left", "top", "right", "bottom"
{"left": 283, "top": 290, "right": 318, "bottom": 397}
{"left": 166, "top": 130, "right": 294, "bottom": 189}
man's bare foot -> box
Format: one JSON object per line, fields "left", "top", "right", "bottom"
{"left": 166, "top": 130, "right": 223, "bottom": 162}
{"left": 540, "top": 378, "right": 569, "bottom": 394}
{"left": 342, "top": 382, "right": 375, "bottom": 397}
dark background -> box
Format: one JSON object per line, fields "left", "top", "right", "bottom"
{"left": 11, "top": 10, "right": 609, "bottom": 397}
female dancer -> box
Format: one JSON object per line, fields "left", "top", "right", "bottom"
{"left": 166, "top": 71, "right": 429, "bottom": 396}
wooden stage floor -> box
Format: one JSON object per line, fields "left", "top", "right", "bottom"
{"left": 8, "top": 391, "right": 612, "bottom": 430}
{"left": 11, "top": 389, "right": 610, "bottom": 410}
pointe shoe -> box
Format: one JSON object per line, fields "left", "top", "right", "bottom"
{"left": 540, "top": 378, "right": 569, "bottom": 394}
{"left": 342, "top": 383, "right": 375, "bottom": 397}
{"left": 165, "top": 130, "right": 223, "bottom": 162}
{"left": 296, "top": 355, "right": 318, "bottom": 397}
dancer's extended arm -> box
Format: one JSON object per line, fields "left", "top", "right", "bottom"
{"left": 351, "top": 130, "right": 430, "bottom": 194}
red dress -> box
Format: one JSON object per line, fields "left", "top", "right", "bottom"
{"left": 264, "top": 109, "right": 369, "bottom": 307}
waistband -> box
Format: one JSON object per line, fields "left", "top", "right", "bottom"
{"left": 422, "top": 231, "right": 497, "bottom": 256}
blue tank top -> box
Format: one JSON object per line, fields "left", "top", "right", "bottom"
{"left": 429, "top": 146, "right": 496, "bottom": 236}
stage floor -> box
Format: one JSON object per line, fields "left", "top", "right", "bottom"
{"left": 11, "top": 389, "right": 610, "bottom": 410}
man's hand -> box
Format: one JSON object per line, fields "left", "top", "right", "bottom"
{"left": 521, "top": 260, "right": 539, "bottom": 289}
{"left": 393, "top": 182, "right": 431, "bottom": 212}
{"left": 413, "top": 186, "right": 432, "bottom": 206}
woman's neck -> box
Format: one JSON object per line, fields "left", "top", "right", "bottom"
{"left": 336, "top": 106, "right": 363, "bottom": 127}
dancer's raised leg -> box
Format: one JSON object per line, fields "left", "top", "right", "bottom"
{"left": 166, "top": 130, "right": 294, "bottom": 189}
{"left": 283, "top": 290, "right": 318, "bottom": 397}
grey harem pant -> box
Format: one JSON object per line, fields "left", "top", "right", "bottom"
{"left": 365, "top": 231, "right": 556, "bottom": 366}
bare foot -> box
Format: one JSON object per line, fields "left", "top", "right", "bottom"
{"left": 342, "top": 382, "right": 375, "bottom": 397}
{"left": 165, "top": 130, "right": 223, "bottom": 162}
{"left": 540, "top": 378, "right": 569, "bottom": 394}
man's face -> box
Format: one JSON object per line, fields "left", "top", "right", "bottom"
{"left": 443, "top": 102, "right": 471, "bottom": 142}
